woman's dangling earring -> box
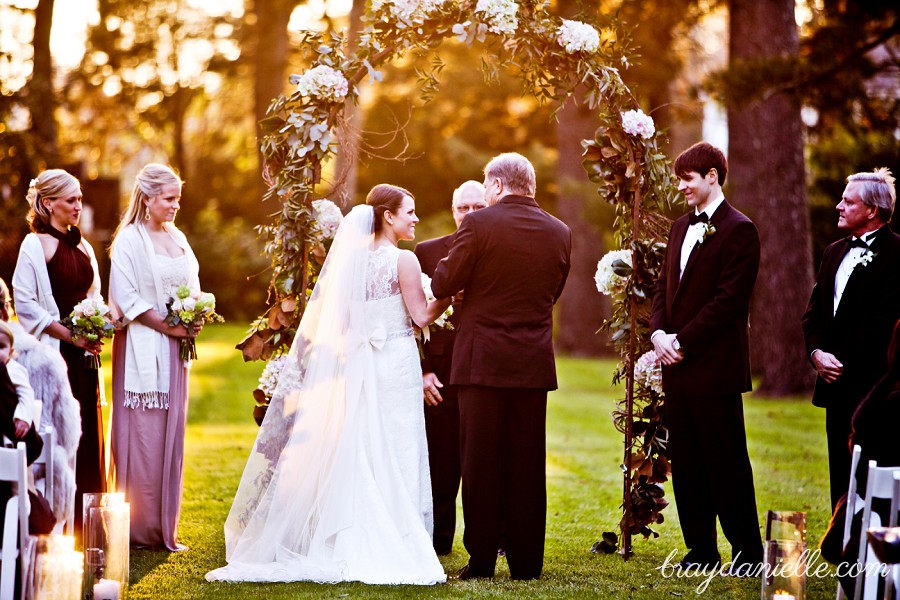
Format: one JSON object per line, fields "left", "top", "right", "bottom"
{"left": 144, "top": 206, "right": 151, "bottom": 221}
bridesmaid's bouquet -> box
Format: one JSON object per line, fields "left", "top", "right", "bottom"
{"left": 61, "top": 298, "right": 115, "bottom": 369}
{"left": 164, "top": 286, "right": 224, "bottom": 361}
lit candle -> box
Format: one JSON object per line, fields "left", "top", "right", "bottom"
{"left": 772, "top": 592, "right": 795, "bottom": 600}
{"left": 93, "top": 578, "right": 121, "bottom": 600}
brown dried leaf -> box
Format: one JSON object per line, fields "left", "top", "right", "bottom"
{"left": 281, "top": 297, "right": 297, "bottom": 313}
{"left": 268, "top": 307, "right": 285, "bottom": 331}
{"left": 236, "top": 332, "right": 266, "bottom": 362}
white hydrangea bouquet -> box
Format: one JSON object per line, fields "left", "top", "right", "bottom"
{"left": 164, "top": 285, "right": 224, "bottom": 361}
{"left": 594, "top": 249, "right": 633, "bottom": 296}
{"left": 634, "top": 350, "right": 663, "bottom": 395}
{"left": 255, "top": 355, "right": 289, "bottom": 405}
{"left": 61, "top": 298, "right": 115, "bottom": 369}
{"left": 311, "top": 199, "right": 343, "bottom": 242}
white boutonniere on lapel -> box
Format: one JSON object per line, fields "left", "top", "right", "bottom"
{"left": 699, "top": 223, "right": 716, "bottom": 244}
{"left": 856, "top": 248, "right": 876, "bottom": 269}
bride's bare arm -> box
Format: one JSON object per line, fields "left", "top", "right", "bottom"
{"left": 397, "top": 251, "right": 452, "bottom": 328}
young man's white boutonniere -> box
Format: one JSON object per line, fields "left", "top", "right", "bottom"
{"left": 699, "top": 223, "right": 716, "bottom": 244}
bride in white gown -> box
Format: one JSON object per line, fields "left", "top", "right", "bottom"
{"left": 206, "top": 185, "right": 451, "bottom": 585}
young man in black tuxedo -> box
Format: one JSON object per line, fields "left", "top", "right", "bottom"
{"left": 650, "top": 142, "right": 763, "bottom": 574}
{"left": 414, "top": 180, "right": 486, "bottom": 555}
{"left": 432, "top": 153, "right": 571, "bottom": 580}
{"left": 802, "top": 168, "right": 900, "bottom": 510}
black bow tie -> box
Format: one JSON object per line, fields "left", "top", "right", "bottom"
{"left": 688, "top": 212, "right": 709, "bottom": 225}
{"left": 848, "top": 237, "right": 869, "bottom": 249}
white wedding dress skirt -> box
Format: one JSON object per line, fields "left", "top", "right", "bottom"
{"left": 207, "top": 244, "right": 445, "bottom": 585}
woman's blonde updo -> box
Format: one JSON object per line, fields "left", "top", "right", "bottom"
{"left": 26, "top": 169, "right": 81, "bottom": 233}
{"left": 113, "top": 163, "right": 183, "bottom": 242}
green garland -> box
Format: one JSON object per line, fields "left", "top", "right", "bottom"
{"left": 237, "top": 0, "right": 680, "bottom": 557}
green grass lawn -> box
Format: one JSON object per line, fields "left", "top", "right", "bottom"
{"left": 103, "top": 324, "right": 838, "bottom": 599}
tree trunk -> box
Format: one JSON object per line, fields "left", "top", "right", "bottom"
{"left": 332, "top": 0, "right": 364, "bottom": 207}
{"left": 28, "top": 0, "right": 59, "bottom": 166}
{"left": 728, "top": 0, "right": 815, "bottom": 395}
{"left": 251, "top": 0, "right": 296, "bottom": 219}
{"left": 554, "top": 0, "right": 609, "bottom": 357}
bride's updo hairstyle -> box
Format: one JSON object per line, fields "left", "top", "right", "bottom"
{"left": 113, "top": 163, "right": 183, "bottom": 241}
{"left": 366, "top": 184, "right": 414, "bottom": 233}
{"left": 26, "top": 169, "right": 81, "bottom": 233}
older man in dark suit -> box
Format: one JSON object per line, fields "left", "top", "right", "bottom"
{"left": 414, "top": 180, "right": 486, "bottom": 555}
{"left": 432, "top": 153, "right": 571, "bottom": 581}
{"left": 650, "top": 142, "right": 763, "bottom": 574}
{"left": 802, "top": 168, "right": 900, "bottom": 510}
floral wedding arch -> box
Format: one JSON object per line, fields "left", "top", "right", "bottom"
{"left": 236, "top": 0, "right": 680, "bottom": 558}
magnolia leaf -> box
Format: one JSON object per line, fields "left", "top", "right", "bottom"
{"left": 236, "top": 331, "right": 266, "bottom": 362}
{"left": 280, "top": 298, "right": 297, "bottom": 313}
{"left": 268, "top": 307, "right": 285, "bottom": 331}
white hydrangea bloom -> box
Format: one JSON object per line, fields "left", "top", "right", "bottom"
{"left": 556, "top": 19, "right": 600, "bottom": 54}
{"left": 295, "top": 65, "right": 349, "bottom": 103}
{"left": 312, "top": 198, "right": 343, "bottom": 241}
{"left": 258, "top": 356, "right": 290, "bottom": 400}
{"left": 594, "top": 249, "right": 632, "bottom": 296}
{"left": 373, "top": 0, "right": 448, "bottom": 24}
{"left": 621, "top": 109, "right": 655, "bottom": 139}
{"left": 475, "top": 0, "right": 518, "bottom": 35}
{"left": 634, "top": 350, "right": 663, "bottom": 395}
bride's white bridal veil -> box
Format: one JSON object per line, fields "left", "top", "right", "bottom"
{"left": 218, "top": 204, "right": 375, "bottom": 564}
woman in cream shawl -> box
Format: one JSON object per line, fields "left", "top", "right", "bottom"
{"left": 109, "top": 163, "right": 200, "bottom": 551}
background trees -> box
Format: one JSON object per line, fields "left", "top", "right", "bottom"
{"left": 0, "top": 0, "right": 896, "bottom": 385}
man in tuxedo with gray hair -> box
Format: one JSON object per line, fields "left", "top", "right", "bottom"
{"left": 432, "top": 153, "right": 571, "bottom": 580}
{"left": 802, "top": 167, "right": 900, "bottom": 510}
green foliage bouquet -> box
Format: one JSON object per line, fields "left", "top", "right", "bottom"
{"left": 61, "top": 298, "right": 115, "bottom": 369}
{"left": 165, "top": 285, "right": 224, "bottom": 361}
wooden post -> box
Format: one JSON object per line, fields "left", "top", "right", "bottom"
{"left": 621, "top": 156, "right": 643, "bottom": 560}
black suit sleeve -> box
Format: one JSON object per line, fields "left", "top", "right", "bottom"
{"left": 553, "top": 229, "right": 573, "bottom": 303}
{"left": 432, "top": 217, "right": 477, "bottom": 300}
{"left": 677, "top": 219, "right": 760, "bottom": 352}
{"left": 650, "top": 223, "right": 676, "bottom": 333}
{"left": 801, "top": 246, "right": 833, "bottom": 361}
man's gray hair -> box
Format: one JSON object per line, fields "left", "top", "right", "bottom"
{"left": 452, "top": 180, "right": 486, "bottom": 204}
{"left": 484, "top": 153, "right": 536, "bottom": 197}
{"left": 847, "top": 167, "right": 895, "bottom": 222}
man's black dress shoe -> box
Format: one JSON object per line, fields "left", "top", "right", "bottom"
{"left": 453, "top": 564, "right": 494, "bottom": 580}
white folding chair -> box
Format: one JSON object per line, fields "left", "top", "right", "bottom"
{"left": 839, "top": 445, "right": 864, "bottom": 600}
{"left": 32, "top": 427, "right": 53, "bottom": 505}
{"left": 882, "top": 472, "right": 900, "bottom": 600}
{"left": 854, "top": 461, "right": 900, "bottom": 600}
{"left": 0, "top": 442, "right": 28, "bottom": 600}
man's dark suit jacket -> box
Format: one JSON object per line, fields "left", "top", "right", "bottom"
{"left": 801, "top": 226, "right": 900, "bottom": 409}
{"left": 415, "top": 233, "right": 459, "bottom": 384}
{"left": 650, "top": 200, "right": 760, "bottom": 394}
{"left": 432, "top": 195, "right": 571, "bottom": 390}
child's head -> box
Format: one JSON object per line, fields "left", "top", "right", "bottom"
{"left": 0, "top": 321, "right": 14, "bottom": 365}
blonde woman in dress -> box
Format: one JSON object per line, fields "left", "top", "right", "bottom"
{"left": 109, "top": 163, "right": 201, "bottom": 550}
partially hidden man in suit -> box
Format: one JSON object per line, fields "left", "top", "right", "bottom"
{"left": 414, "top": 180, "right": 487, "bottom": 556}
{"left": 432, "top": 153, "right": 571, "bottom": 580}
{"left": 650, "top": 142, "right": 763, "bottom": 574}
{"left": 801, "top": 167, "right": 900, "bottom": 510}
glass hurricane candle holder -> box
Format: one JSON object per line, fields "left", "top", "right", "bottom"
{"left": 29, "top": 534, "right": 83, "bottom": 600}
{"left": 82, "top": 493, "right": 129, "bottom": 600}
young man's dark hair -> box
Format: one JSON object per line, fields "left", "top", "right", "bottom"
{"left": 674, "top": 142, "right": 728, "bottom": 185}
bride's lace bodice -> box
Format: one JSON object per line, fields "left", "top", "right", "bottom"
{"left": 366, "top": 244, "right": 402, "bottom": 301}
{"left": 365, "top": 245, "right": 413, "bottom": 339}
